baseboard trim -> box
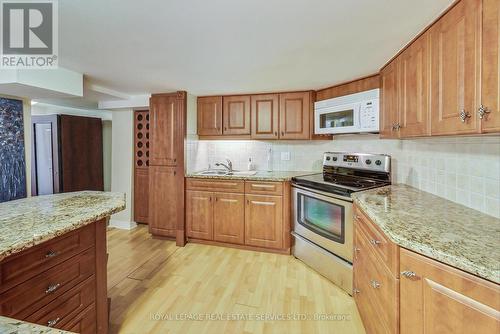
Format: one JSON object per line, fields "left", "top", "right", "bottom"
{"left": 108, "top": 219, "right": 137, "bottom": 230}
{"left": 188, "top": 238, "right": 291, "bottom": 255}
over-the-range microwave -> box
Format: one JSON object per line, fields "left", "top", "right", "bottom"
{"left": 314, "top": 88, "right": 379, "bottom": 135}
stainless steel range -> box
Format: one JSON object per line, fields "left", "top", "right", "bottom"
{"left": 291, "top": 152, "right": 391, "bottom": 295}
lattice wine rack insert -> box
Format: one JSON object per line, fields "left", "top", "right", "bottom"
{"left": 134, "top": 110, "right": 150, "bottom": 168}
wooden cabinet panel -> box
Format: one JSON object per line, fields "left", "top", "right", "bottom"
{"left": 213, "top": 193, "right": 245, "bottom": 245}
{"left": 380, "top": 59, "right": 400, "bottom": 138}
{"left": 186, "top": 178, "right": 244, "bottom": 193}
{"left": 430, "top": 0, "right": 481, "bottom": 135}
{"left": 400, "top": 248, "right": 500, "bottom": 334}
{"left": 134, "top": 168, "right": 149, "bottom": 224}
{"left": 399, "top": 32, "right": 430, "bottom": 137}
{"left": 481, "top": 0, "right": 500, "bottom": 132}
{"left": 64, "top": 304, "right": 96, "bottom": 334}
{"left": 245, "top": 181, "right": 283, "bottom": 196}
{"left": 251, "top": 94, "right": 279, "bottom": 139}
{"left": 245, "top": 195, "right": 283, "bottom": 249}
{"left": 186, "top": 191, "right": 213, "bottom": 241}
{"left": 149, "top": 166, "right": 182, "bottom": 237}
{"left": 223, "top": 95, "right": 251, "bottom": 135}
{"left": 198, "top": 96, "right": 223, "bottom": 136}
{"left": 279, "top": 92, "right": 311, "bottom": 139}
{"left": 150, "top": 93, "right": 184, "bottom": 166}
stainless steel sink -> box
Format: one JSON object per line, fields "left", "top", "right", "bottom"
{"left": 196, "top": 170, "right": 229, "bottom": 176}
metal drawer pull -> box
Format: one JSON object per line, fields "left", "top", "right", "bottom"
{"left": 45, "top": 283, "right": 61, "bottom": 294}
{"left": 369, "top": 239, "right": 381, "bottom": 246}
{"left": 459, "top": 109, "right": 471, "bottom": 122}
{"left": 401, "top": 270, "right": 419, "bottom": 279}
{"left": 47, "top": 317, "right": 60, "bottom": 327}
{"left": 353, "top": 288, "right": 360, "bottom": 294}
{"left": 354, "top": 247, "right": 360, "bottom": 253}
{"left": 370, "top": 280, "right": 381, "bottom": 289}
{"left": 45, "top": 250, "right": 58, "bottom": 258}
{"left": 478, "top": 105, "right": 490, "bottom": 119}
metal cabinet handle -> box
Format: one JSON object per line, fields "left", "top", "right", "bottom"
{"left": 354, "top": 247, "right": 360, "bottom": 253}
{"left": 370, "top": 280, "right": 381, "bottom": 289}
{"left": 281, "top": 131, "right": 284, "bottom": 136}
{"left": 45, "top": 250, "right": 58, "bottom": 258}
{"left": 401, "top": 270, "right": 419, "bottom": 280}
{"left": 274, "top": 131, "right": 278, "bottom": 136}
{"left": 369, "top": 239, "right": 381, "bottom": 246}
{"left": 45, "top": 283, "right": 60, "bottom": 294}
{"left": 478, "top": 105, "right": 490, "bottom": 119}
{"left": 47, "top": 317, "right": 60, "bottom": 327}
{"left": 459, "top": 110, "right": 471, "bottom": 123}
{"left": 354, "top": 214, "right": 360, "bottom": 220}
{"left": 353, "top": 288, "right": 360, "bottom": 294}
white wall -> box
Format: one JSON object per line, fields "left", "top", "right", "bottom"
{"left": 110, "top": 109, "right": 136, "bottom": 229}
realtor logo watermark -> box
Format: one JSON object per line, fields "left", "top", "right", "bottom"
{"left": 1, "top": 0, "right": 58, "bottom": 68}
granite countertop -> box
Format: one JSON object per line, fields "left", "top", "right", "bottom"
{"left": 352, "top": 184, "right": 500, "bottom": 284}
{"left": 0, "top": 316, "right": 74, "bottom": 334}
{"left": 185, "top": 170, "right": 316, "bottom": 181}
{"left": 0, "top": 191, "right": 125, "bottom": 261}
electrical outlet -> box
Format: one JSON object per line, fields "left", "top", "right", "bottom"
{"left": 280, "top": 152, "right": 290, "bottom": 161}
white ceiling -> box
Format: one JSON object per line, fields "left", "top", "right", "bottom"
{"left": 59, "top": 0, "right": 453, "bottom": 96}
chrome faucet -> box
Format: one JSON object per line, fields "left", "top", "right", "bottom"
{"left": 215, "top": 159, "right": 233, "bottom": 173}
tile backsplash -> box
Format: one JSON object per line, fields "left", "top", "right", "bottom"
{"left": 186, "top": 134, "right": 500, "bottom": 218}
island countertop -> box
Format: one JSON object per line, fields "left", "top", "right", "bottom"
{"left": 0, "top": 316, "right": 74, "bottom": 334}
{"left": 352, "top": 184, "right": 500, "bottom": 284}
{"left": 185, "top": 170, "right": 316, "bottom": 182}
{"left": 0, "top": 191, "right": 125, "bottom": 261}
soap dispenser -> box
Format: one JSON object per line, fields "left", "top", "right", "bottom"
{"left": 247, "top": 158, "right": 255, "bottom": 171}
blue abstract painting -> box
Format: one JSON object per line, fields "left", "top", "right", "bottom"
{"left": 0, "top": 98, "right": 27, "bottom": 203}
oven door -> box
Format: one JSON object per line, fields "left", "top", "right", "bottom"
{"left": 314, "top": 102, "right": 360, "bottom": 134}
{"left": 292, "top": 185, "right": 353, "bottom": 262}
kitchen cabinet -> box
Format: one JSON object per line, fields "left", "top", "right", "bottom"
{"left": 223, "top": 95, "right": 251, "bottom": 135}
{"left": 430, "top": 0, "right": 481, "bottom": 135}
{"left": 134, "top": 110, "right": 149, "bottom": 224}
{"left": 279, "top": 91, "right": 311, "bottom": 139}
{"left": 245, "top": 195, "right": 283, "bottom": 249}
{"left": 380, "top": 59, "right": 400, "bottom": 139}
{"left": 186, "top": 191, "right": 213, "bottom": 241}
{"left": 197, "top": 96, "right": 223, "bottom": 136}
{"left": 400, "top": 248, "right": 500, "bottom": 334}
{"left": 251, "top": 94, "right": 279, "bottom": 139}
{"left": 480, "top": 0, "right": 500, "bottom": 132}
{"left": 213, "top": 193, "right": 245, "bottom": 244}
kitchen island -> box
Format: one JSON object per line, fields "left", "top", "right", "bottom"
{"left": 0, "top": 191, "right": 125, "bottom": 334}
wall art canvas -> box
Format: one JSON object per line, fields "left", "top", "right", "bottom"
{"left": 0, "top": 97, "right": 27, "bottom": 203}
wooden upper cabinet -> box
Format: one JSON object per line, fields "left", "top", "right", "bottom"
{"left": 400, "top": 248, "right": 500, "bottom": 334}
{"left": 148, "top": 166, "right": 180, "bottom": 237}
{"left": 186, "top": 191, "right": 213, "bottom": 241}
{"left": 197, "top": 96, "right": 222, "bottom": 136}
{"left": 150, "top": 93, "right": 184, "bottom": 166}
{"left": 279, "top": 92, "right": 311, "bottom": 139}
{"left": 245, "top": 195, "right": 283, "bottom": 249}
{"left": 223, "top": 95, "right": 251, "bottom": 135}
{"left": 480, "top": 0, "right": 500, "bottom": 132}
{"left": 399, "top": 32, "right": 430, "bottom": 137}
{"left": 213, "top": 193, "right": 245, "bottom": 245}
{"left": 380, "top": 59, "right": 400, "bottom": 138}
{"left": 251, "top": 94, "right": 279, "bottom": 139}
{"left": 430, "top": 0, "right": 481, "bottom": 135}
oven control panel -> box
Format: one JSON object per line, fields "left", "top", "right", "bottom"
{"left": 323, "top": 152, "right": 390, "bottom": 173}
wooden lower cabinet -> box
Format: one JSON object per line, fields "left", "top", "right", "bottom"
{"left": 400, "top": 248, "right": 500, "bottom": 334}
{"left": 213, "top": 193, "right": 245, "bottom": 244}
{"left": 245, "top": 195, "right": 283, "bottom": 249}
{"left": 186, "top": 191, "right": 213, "bottom": 240}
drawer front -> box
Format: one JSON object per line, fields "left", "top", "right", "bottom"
{"left": 245, "top": 181, "right": 283, "bottom": 196}
{"left": 0, "top": 247, "right": 95, "bottom": 318}
{"left": 25, "top": 277, "right": 95, "bottom": 330}
{"left": 186, "top": 178, "right": 244, "bottom": 193}
{"left": 354, "top": 204, "right": 398, "bottom": 276}
{"left": 0, "top": 224, "right": 94, "bottom": 291}
{"left": 354, "top": 225, "right": 399, "bottom": 334}
{"left": 64, "top": 304, "right": 96, "bottom": 334}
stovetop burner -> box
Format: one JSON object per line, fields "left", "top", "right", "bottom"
{"left": 323, "top": 175, "right": 383, "bottom": 189}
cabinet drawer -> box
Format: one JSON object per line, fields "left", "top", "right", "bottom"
{"left": 0, "top": 224, "right": 94, "bottom": 291}
{"left": 245, "top": 181, "right": 283, "bottom": 196}
{"left": 25, "top": 277, "right": 95, "bottom": 330}
{"left": 354, "top": 204, "right": 398, "bottom": 276}
{"left": 186, "top": 178, "right": 244, "bottom": 193}
{"left": 63, "top": 304, "right": 96, "bottom": 334}
{"left": 0, "top": 247, "right": 95, "bottom": 318}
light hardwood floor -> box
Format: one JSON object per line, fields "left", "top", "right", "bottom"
{"left": 107, "top": 225, "right": 366, "bottom": 334}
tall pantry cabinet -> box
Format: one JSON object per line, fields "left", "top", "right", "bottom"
{"left": 148, "top": 92, "right": 187, "bottom": 246}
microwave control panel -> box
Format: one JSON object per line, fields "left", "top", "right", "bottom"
{"left": 359, "top": 100, "right": 379, "bottom": 130}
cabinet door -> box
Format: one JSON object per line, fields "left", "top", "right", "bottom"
{"left": 245, "top": 195, "right": 283, "bottom": 249}
{"left": 150, "top": 93, "right": 184, "bottom": 166}
{"left": 223, "top": 95, "right": 251, "bottom": 135}
{"left": 134, "top": 168, "right": 149, "bottom": 224}
{"left": 279, "top": 92, "right": 311, "bottom": 139}
{"left": 380, "top": 59, "right": 400, "bottom": 138}
{"left": 186, "top": 191, "right": 213, "bottom": 240}
{"left": 399, "top": 32, "right": 430, "bottom": 137}
{"left": 480, "top": 0, "right": 500, "bottom": 132}
{"left": 197, "top": 96, "right": 222, "bottom": 136}
{"left": 400, "top": 248, "right": 500, "bottom": 334}
{"left": 213, "top": 193, "right": 245, "bottom": 245}
{"left": 251, "top": 94, "right": 279, "bottom": 139}
{"left": 148, "top": 166, "right": 181, "bottom": 237}
{"left": 430, "top": 0, "right": 481, "bottom": 135}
